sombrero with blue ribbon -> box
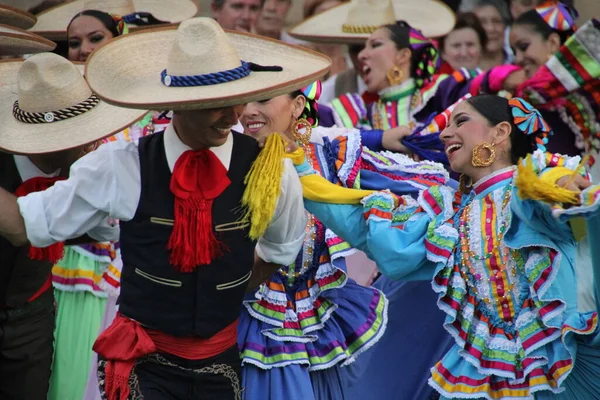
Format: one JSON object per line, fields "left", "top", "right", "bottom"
{"left": 28, "top": 0, "right": 198, "bottom": 41}
{"left": 85, "top": 17, "right": 332, "bottom": 110}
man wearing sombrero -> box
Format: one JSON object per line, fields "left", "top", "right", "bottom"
{"left": 0, "top": 17, "right": 330, "bottom": 399}
{"left": 0, "top": 14, "right": 147, "bottom": 395}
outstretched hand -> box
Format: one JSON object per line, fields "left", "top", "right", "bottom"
{"left": 382, "top": 126, "right": 411, "bottom": 154}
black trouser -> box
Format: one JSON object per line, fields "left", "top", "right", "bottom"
{"left": 0, "top": 289, "right": 55, "bottom": 400}
{"left": 99, "top": 345, "right": 242, "bottom": 400}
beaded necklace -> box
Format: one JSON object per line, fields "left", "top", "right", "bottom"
{"left": 458, "top": 181, "right": 519, "bottom": 307}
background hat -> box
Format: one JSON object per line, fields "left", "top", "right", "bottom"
{"left": 85, "top": 18, "right": 332, "bottom": 111}
{"left": 0, "top": 4, "right": 36, "bottom": 29}
{"left": 0, "top": 53, "right": 148, "bottom": 154}
{"left": 0, "top": 23, "right": 56, "bottom": 55}
{"left": 289, "top": 0, "right": 456, "bottom": 44}
{"left": 28, "top": 0, "right": 198, "bottom": 40}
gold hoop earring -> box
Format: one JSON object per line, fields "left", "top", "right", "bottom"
{"left": 386, "top": 65, "right": 404, "bottom": 86}
{"left": 471, "top": 142, "right": 496, "bottom": 167}
{"left": 291, "top": 118, "right": 312, "bottom": 147}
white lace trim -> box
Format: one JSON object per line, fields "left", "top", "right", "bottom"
{"left": 336, "top": 130, "right": 362, "bottom": 186}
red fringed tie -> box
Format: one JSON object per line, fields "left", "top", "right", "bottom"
{"left": 14, "top": 176, "right": 65, "bottom": 263}
{"left": 168, "top": 150, "right": 230, "bottom": 271}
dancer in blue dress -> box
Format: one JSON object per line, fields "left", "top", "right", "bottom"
{"left": 287, "top": 94, "right": 600, "bottom": 399}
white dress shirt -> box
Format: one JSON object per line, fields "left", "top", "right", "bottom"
{"left": 18, "top": 123, "right": 307, "bottom": 265}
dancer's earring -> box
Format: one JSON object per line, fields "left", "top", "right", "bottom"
{"left": 291, "top": 118, "right": 312, "bottom": 147}
{"left": 386, "top": 65, "right": 404, "bottom": 86}
{"left": 471, "top": 142, "right": 496, "bottom": 167}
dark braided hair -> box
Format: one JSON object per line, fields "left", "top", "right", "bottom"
{"left": 382, "top": 21, "right": 440, "bottom": 88}
{"left": 466, "top": 95, "right": 536, "bottom": 164}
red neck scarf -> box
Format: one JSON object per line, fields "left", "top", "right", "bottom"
{"left": 168, "top": 150, "right": 231, "bottom": 271}
{"left": 14, "top": 176, "right": 65, "bottom": 263}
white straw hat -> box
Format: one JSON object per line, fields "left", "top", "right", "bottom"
{"left": 289, "top": 0, "right": 456, "bottom": 44}
{"left": 0, "top": 23, "right": 56, "bottom": 55}
{"left": 28, "top": 0, "right": 198, "bottom": 41}
{"left": 0, "top": 54, "right": 148, "bottom": 154}
{"left": 85, "top": 18, "right": 332, "bottom": 111}
{"left": 0, "top": 4, "right": 36, "bottom": 29}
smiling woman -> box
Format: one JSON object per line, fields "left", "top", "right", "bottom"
{"left": 439, "top": 12, "right": 487, "bottom": 73}
{"left": 286, "top": 94, "right": 600, "bottom": 400}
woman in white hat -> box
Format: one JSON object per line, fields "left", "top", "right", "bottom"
{"left": 0, "top": 17, "right": 331, "bottom": 400}
{"left": 0, "top": 53, "right": 146, "bottom": 400}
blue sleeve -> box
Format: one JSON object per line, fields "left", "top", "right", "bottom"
{"left": 305, "top": 196, "right": 434, "bottom": 281}
{"left": 360, "top": 129, "right": 384, "bottom": 152}
{"left": 305, "top": 199, "right": 370, "bottom": 256}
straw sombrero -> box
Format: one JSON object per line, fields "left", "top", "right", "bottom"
{"left": 29, "top": 0, "right": 198, "bottom": 41}
{"left": 85, "top": 18, "right": 332, "bottom": 111}
{"left": 0, "top": 54, "right": 148, "bottom": 154}
{"left": 0, "top": 24, "right": 56, "bottom": 55}
{"left": 0, "top": 5, "right": 37, "bottom": 30}
{"left": 289, "top": 0, "right": 456, "bottom": 44}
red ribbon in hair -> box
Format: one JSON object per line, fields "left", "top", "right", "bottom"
{"left": 14, "top": 176, "right": 66, "bottom": 263}
{"left": 168, "top": 150, "right": 231, "bottom": 271}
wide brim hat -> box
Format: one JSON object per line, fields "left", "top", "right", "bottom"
{"left": 0, "top": 5, "right": 37, "bottom": 30}
{"left": 85, "top": 18, "right": 332, "bottom": 111}
{"left": 29, "top": 0, "right": 199, "bottom": 41}
{"left": 0, "top": 54, "right": 148, "bottom": 154}
{"left": 289, "top": 0, "right": 456, "bottom": 44}
{"left": 0, "top": 24, "right": 56, "bottom": 56}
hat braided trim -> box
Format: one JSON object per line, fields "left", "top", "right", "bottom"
{"left": 341, "top": 24, "right": 380, "bottom": 34}
{"left": 161, "top": 61, "right": 252, "bottom": 87}
{"left": 12, "top": 94, "right": 100, "bottom": 124}
{"left": 160, "top": 61, "right": 283, "bottom": 87}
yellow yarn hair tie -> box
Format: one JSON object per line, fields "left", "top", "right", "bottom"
{"left": 241, "top": 133, "right": 286, "bottom": 239}
{"left": 515, "top": 155, "right": 580, "bottom": 205}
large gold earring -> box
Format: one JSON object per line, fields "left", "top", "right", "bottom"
{"left": 386, "top": 65, "right": 404, "bottom": 86}
{"left": 291, "top": 118, "right": 312, "bottom": 147}
{"left": 471, "top": 142, "right": 496, "bottom": 167}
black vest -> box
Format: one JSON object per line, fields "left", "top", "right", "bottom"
{"left": 0, "top": 152, "right": 53, "bottom": 308}
{"left": 119, "top": 132, "right": 260, "bottom": 337}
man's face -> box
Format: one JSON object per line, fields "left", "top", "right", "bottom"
{"left": 173, "top": 105, "right": 246, "bottom": 150}
{"left": 256, "top": 0, "right": 291, "bottom": 35}
{"left": 212, "top": 0, "right": 262, "bottom": 32}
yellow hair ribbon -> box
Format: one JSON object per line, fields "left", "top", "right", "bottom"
{"left": 241, "top": 133, "right": 285, "bottom": 239}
